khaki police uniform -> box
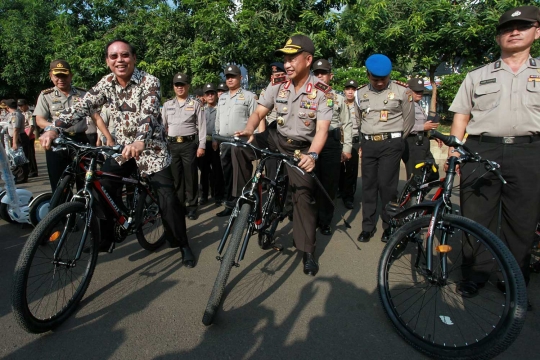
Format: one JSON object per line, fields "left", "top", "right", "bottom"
{"left": 231, "top": 75, "right": 333, "bottom": 253}
{"left": 316, "top": 92, "right": 350, "bottom": 228}
{"left": 21, "top": 110, "right": 38, "bottom": 176}
{"left": 355, "top": 81, "right": 415, "bottom": 233}
{"left": 33, "top": 86, "right": 89, "bottom": 191}
{"left": 449, "top": 57, "right": 540, "bottom": 283}
{"left": 162, "top": 96, "right": 206, "bottom": 213}
{"left": 198, "top": 104, "right": 224, "bottom": 202}
{"left": 215, "top": 88, "right": 257, "bottom": 206}
{"left": 7, "top": 110, "right": 30, "bottom": 181}
{"left": 402, "top": 101, "right": 436, "bottom": 178}
{"left": 339, "top": 102, "right": 360, "bottom": 203}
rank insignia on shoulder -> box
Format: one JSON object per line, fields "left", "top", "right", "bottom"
{"left": 42, "top": 87, "right": 54, "bottom": 95}
{"left": 530, "top": 58, "right": 537, "bottom": 67}
{"left": 272, "top": 75, "right": 287, "bottom": 85}
{"left": 314, "top": 81, "right": 331, "bottom": 93}
{"left": 394, "top": 80, "right": 407, "bottom": 87}
{"left": 494, "top": 60, "right": 501, "bottom": 69}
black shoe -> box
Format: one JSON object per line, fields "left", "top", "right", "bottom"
{"left": 216, "top": 208, "right": 232, "bottom": 217}
{"left": 29, "top": 173, "right": 38, "bottom": 178}
{"left": 381, "top": 228, "right": 392, "bottom": 243}
{"left": 303, "top": 252, "right": 319, "bottom": 276}
{"left": 180, "top": 246, "right": 196, "bottom": 268}
{"left": 344, "top": 200, "right": 354, "bottom": 209}
{"left": 456, "top": 280, "right": 480, "bottom": 298}
{"left": 187, "top": 209, "right": 197, "bottom": 220}
{"left": 357, "top": 228, "right": 376, "bottom": 243}
{"left": 320, "top": 225, "right": 332, "bottom": 236}
{"left": 199, "top": 197, "right": 208, "bottom": 205}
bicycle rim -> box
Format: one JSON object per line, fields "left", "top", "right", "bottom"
{"left": 378, "top": 215, "right": 527, "bottom": 359}
{"left": 136, "top": 191, "right": 165, "bottom": 251}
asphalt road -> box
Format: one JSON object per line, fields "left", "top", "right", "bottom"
{"left": 0, "top": 150, "right": 538, "bottom": 359}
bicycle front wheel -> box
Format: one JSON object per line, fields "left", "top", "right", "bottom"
{"left": 12, "top": 202, "right": 99, "bottom": 333}
{"left": 378, "top": 214, "right": 527, "bottom": 360}
{"left": 203, "top": 202, "right": 252, "bottom": 326}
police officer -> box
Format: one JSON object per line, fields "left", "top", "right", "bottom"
{"left": 214, "top": 64, "right": 257, "bottom": 217}
{"left": 448, "top": 5, "right": 540, "bottom": 302}
{"left": 5, "top": 99, "right": 30, "bottom": 183}
{"left": 217, "top": 83, "right": 228, "bottom": 98}
{"left": 162, "top": 72, "right": 206, "bottom": 220}
{"left": 355, "top": 54, "right": 415, "bottom": 243}
{"left": 199, "top": 83, "right": 225, "bottom": 205}
{"left": 312, "top": 59, "right": 352, "bottom": 235}
{"left": 18, "top": 99, "right": 38, "bottom": 177}
{"left": 402, "top": 78, "right": 439, "bottom": 179}
{"left": 339, "top": 79, "right": 360, "bottom": 209}
{"left": 232, "top": 35, "right": 333, "bottom": 276}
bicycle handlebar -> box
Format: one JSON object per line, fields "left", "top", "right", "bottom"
{"left": 212, "top": 134, "right": 300, "bottom": 163}
{"left": 428, "top": 130, "right": 464, "bottom": 148}
{"left": 52, "top": 136, "right": 124, "bottom": 156}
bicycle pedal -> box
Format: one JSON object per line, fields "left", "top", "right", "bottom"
{"left": 216, "top": 256, "right": 223, "bottom": 262}
{"left": 272, "top": 244, "right": 283, "bottom": 252}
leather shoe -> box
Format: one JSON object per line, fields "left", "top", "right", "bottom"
{"left": 320, "top": 224, "right": 332, "bottom": 236}
{"left": 216, "top": 208, "right": 232, "bottom": 217}
{"left": 180, "top": 246, "right": 196, "bottom": 268}
{"left": 199, "top": 197, "right": 208, "bottom": 205}
{"left": 357, "top": 228, "right": 376, "bottom": 242}
{"left": 187, "top": 209, "right": 197, "bottom": 220}
{"left": 344, "top": 200, "right": 354, "bottom": 209}
{"left": 456, "top": 280, "right": 480, "bottom": 298}
{"left": 303, "top": 252, "right": 319, "bottom": 276}
{"left": 381, "top": 228, "right": 392, "bottom": 243}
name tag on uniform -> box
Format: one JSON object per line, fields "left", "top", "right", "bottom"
{"left": 380, "top": 110, "right": 388, "bottom": 122}
{"left": 528, "top": 75, "right": 540, "bottom": 82}
{"left": 185, "top": 106, "right": 194, "bottom": 111}
{"left": 480, "top": 78, "right": 497, "bottom": 85}
{"left": 276, "top": 99, "right": 287, "bottom": 104}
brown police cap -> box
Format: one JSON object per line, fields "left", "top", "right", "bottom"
{"left": 407, "top": 78, "right": 425, "bottom": 92}
{"left": 275, "top": 35, "right": 315, "bottom": 56}
{"left": 50, "top": 59, "right": 71, "bottom": 75}
{"left": 312, "top": 59, "right": 332, "bottom": 71}
{"left": 173, "top": 72, "right": 190, "bottom": 85}
{"left": 497, "top": 6, "right": 540, "bottom": 30}
{"left": 224, "top": 65, "right": 241, "bottom": 76}
{"left": 217, "top": 83, "right": 228, "bottom": 91}
{"left": 344, "top": 79, "right": 358, "bottom": 89}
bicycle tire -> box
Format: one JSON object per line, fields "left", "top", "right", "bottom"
{"left": 135, "top": 189, "right": 166, "bottom": 251}
{"left": 12, "top": 202, "right": 99, "bottom": 333}
{"left": 49, "top": 174, "right": 75, "bottom": 211}
{"left": 202, "top": 202, "right": 252, "bottom": 326}
{"left": 29, "top": 192, "right": 53, "bottom": 226}
{"left": 378, "top": 214, "right": 527, "bottom": 360}
{"left": 258, "top": 189, "right": 276, "bottom": 250}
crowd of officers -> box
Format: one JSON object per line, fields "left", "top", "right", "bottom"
{"left": 1, "top": 5, "right": 539, "bottom": 294}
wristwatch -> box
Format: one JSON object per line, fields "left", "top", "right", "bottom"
{"left": 307, "top": 152, "right": 319, "bottom": 161}
{"left": 44, "top": 125, "right": 59, "bottom": 133}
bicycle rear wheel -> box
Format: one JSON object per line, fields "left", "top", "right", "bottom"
{"left": 203, "top": 202, "right": 252, "bottom": 326}
{"left": 378, "top": 214, "right": 527, "bottom": 360}
{"left": 12, "top": 202, "right": 99, "bottom": 333}
{"left": 135, "top": 189, "right": 166, "bottom": 251}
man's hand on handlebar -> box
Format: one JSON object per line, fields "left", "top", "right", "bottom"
{"left": 40, "top": 130, "right": 59, "bottom": 150}
{"left": 233, "top": 127, "right": 255, "bottom": 142}
{"left": 122, "top": 141, "right": 144, "bottom": 161}
{"left": 298, "top": 154, "right": 316, "bottom": 172}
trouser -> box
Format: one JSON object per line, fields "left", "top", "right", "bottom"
{"left": 231, "top": 128, "right": 317, "bottom": 253}
{"left": 460, "top": 139, "right": 540, "bottom": 285}
{"left": 339, "top": 142, "right": 360, "bottom": 202}
{"left": 220, "top": 143, "right": 234, "bottom": 207}
{"left": 361, "top": 136, "right": 404, "bottom": 232}
{"left": 26, "top": 137, "right": 38, "bottom": 175}
{"left": 100, "top": 158, "right": 188, "bottom": 247}
{"left": 198, "top": 140, "right": 224, "bottom": 200}
{"left": 169, "top": 141, "right": 199, "bottom": 212}
{"left": 86, "top": 133, "right": 98, "bottom": 146}
{"left": 315, "top": 132, "right": 342, "bottom": 226}
{"left": 45, "top": 133, "right": 89, "bottom": 191}
{"left": 10, "top": 133, "right": 30, "bottom": 181}
{"left": 402, "top": 133, "right": 435, "bottom": 179}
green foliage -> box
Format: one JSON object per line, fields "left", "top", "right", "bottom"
{"left": 438, "top": 71, "right": 469, "bottom": 113}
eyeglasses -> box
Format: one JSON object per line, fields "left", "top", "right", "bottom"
{"left": 108, "top": 52, "right": 131, "bottom": 60}
{"left": 498, "top": 22, "right": 538, "bottom": 35}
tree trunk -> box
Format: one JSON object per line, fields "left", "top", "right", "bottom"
{"left": 429, "top": 65, "right": 437, "bottom": 115}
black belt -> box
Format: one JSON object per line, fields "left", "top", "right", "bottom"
{"left": 468, "top": 134, "right": 540, "bottom": 145}
{"left": 409, "top": 131, "right": 425, "bottom": 137}
{"left": 167, "top": 135, "right": 196, "bottom": 143}
{"left": 362, "top": 132, "right": 403, "bottom": 141}
{"left": 278, "top": 133, "right": 311, "bottom": 147}
{"left": 352, "top": 135, "right": 360, "bottom": 144}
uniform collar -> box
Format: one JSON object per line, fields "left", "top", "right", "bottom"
{"left": 367, "top": 80, "right": 391, "bottom": 92}
{"left": 492, "top": 56, "right": 539, "bottom": 73}
{"left": 53, "top": 86, "right": 77, "bottom": 98}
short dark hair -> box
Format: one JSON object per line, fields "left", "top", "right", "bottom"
{"left": 104, "top": 39, "right": 136, "bottom": 59}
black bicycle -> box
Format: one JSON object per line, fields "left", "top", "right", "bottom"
{"left": 378, "top": 131, "right": 527, "bottom": 360}
{"left": 202, "top": 135, "right": 301, "bottom": 326}
{"left": 12, "top": 137, "right": 165, "bottom": 333}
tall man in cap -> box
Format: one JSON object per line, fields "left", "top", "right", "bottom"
{"left": 232, "top": 34, "right": 333, "bottom": 276}
{"left": 39, "top": 39, "right": 196, "bottom": 267}
{"left": 339, "top": 79, "right": 360, "bottom": 209}
{"left": 5, "top": 99, "right": 30, "bottom": 183}
{"left": 312, "top": 59, "right": 352, "bottom": 235}
{"left": 199, "top": 83, "right": 225, "bottom": 205}
{"left": 214, "top": 64, "right": 257, "bottom": 217}
{"left": 34, "top": 59, "right": 94, "bottom": 191}
{"left": 355, "top": 54, "right": 415, "bottom": 243}
{"left": 402, "top": 78, "right": 439, "bottom": 179}
{"left": 448, "top": 5, "right": 540, "bottom": 301}
{"left": 18, "top": 99, "right": 38, "bottom": 177}
{"left": 162, "top": 73, "right": 206, "bottom": 220}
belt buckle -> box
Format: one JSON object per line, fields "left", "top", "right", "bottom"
{"left": 373, "top": 134, "right": 382, "bottom": 141}
{"left": 287, "top": 138, "right": 293, "bottom": 144}
{"left": 68, "top": 132, "right": 76, "bottom": 136}
{"left": 503, "top": 136, "right": 514, "bottom": 144}
{"left": 206, "top": 135, "right": 212, "bottom": 141}
{"left": 177, "top": 137, "right": 184, "bottom": 143}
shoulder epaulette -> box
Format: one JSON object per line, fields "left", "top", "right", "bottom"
{"left": 358, "top": 84, "right": 368, "bottom": 90}
{"left": 194, "top": 97, "right": 203, "bottom": 106}
{"left": 470, "top": 63, "right": 490, "bottom": 72}
{"left": 314, "top": 81, "right": 331, "bottom": 94}
{"left": 271, "top": 75, "right": 288, "bottom": 86}
{"left": 41, "top": 87, "right": 55, "bottom": 95}
{"left": 393, "top": 80, "right": 408, "bottom": 87}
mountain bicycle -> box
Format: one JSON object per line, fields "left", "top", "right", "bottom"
{"left": 12, "top": 136, "right": 165, "bottom": 333}
{"left": 202, "top": 135, "right": 302, "bottom": 326}
{"left": 378, "top": 131, "right": 527, "bottom": 360}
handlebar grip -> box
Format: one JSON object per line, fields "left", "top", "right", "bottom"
{"left": 212, "top": 135, "right": 236, "bottom": 143}
{"left": 428, "top": 130, "right": 463, "bottom": 148}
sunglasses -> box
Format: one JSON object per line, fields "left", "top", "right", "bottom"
{"left": 498, "top": 22, "right": 538, "bottom": 35}
{"left": 108, "top": 52, "right": 131, "bottom": 60}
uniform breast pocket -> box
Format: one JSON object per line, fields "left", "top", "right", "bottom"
{"left": 166, "top": 108, "right": 176, "bottom": 116}
{"left": 385, "top": 99, "right": 400, "bottom": 108}
{"left": 233, "top": 102, "right": 248, "bottom": 116}
{"left": 523, "top": 81, "right": 540, "bottom": 108}
{"left": 50, "top": 104, "right": 64, "bottom": 117}
{"left": 473, "top": 83, "right": 501, "bottom": 111}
